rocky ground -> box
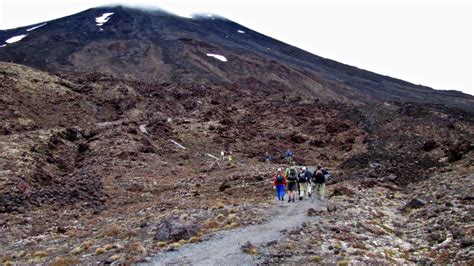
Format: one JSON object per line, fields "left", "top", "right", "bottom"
{"left": 148, "top": 194, "right": 328, "bottom": 265}
{"left": 1, "top": 160, "right": 472, "bottom": 265}
{"left": 0, "top": 62, "right": 473, "bottom": 265}
{"left": 256, "top": 159, "right": 473, "bottom": 265}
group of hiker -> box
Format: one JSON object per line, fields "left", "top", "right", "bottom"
{"left": 263, "top": 149, "right": 294, "bottom": 164}
{"left": 272, "top": 162, "right": 330, "bottom": 203}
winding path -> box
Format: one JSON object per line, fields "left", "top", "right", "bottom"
{"left": 147, "top": 198, "right": 327, "bottom": 265}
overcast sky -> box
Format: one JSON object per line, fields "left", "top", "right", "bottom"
{"left": 0, "top": 0, "right": 472, "bottom": 95}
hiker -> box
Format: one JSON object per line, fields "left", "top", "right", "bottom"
{"left": 263, "top": 152, "right": 272, "bottom": 163}
{"left": 284, "top": 149, "right": 294, "bottom": 164}
{"left": 312, "top": 165, "right": 326, "bottom": 200}
{"left": 305, "top": 167, "right": 313, "bottom": 197}
{"left": 285, "top": 162, "right": 298, "bottom": 202}
{"left": 221, "top": 150, "right": 226, "bottom": 161}
{"left": 321, "top": 164, "right": 331, "bottom": 181}
{"left": 297, "top": 166, "right": 309, "bottom": 200}
{"left": 228, "top": 151, "right": 234, "bottom": 161}
{"left": 272, "top": 168, "right": 287, "bottom": 201}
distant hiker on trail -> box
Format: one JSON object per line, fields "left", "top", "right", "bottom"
{"left": 297, "top": 166, "right": 310, "bottom": 200}
{"left": 312, "top": 165, "right": 326, "bottom": 200}
{"left": 228, "top": 151, "right": 235, "bottom": 161}
{"left": 221, "top": 151, "right": 226, "bottom": 161}
{"left": 284, "top": 149, "right": 294, "bottom": 163}
{"left": 263, "top": 152, "right": 272, "bottom": 163}
{"left": 285, "top": 163, "right": 298, "bottom": 202}
{"left": 272, "top": 168, "right": 287, "bottom": 202}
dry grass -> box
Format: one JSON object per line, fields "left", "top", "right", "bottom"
{"left": 50, "top": 257, "right": 80, "bottom": 266}
{"left": 102, "top": 224, "right": 123, "bottom": 237}
{"left": 125, "top": 241, "right": 147, "bottom": 255}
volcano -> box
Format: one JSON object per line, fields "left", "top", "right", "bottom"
{"left": 0, "top": 6, "right": 472, "bottom": 110}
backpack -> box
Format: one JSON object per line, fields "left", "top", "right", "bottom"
{"left": 275, "top": 175, "right": 284, "bottom": 183}
{"left": 287, "top": 167, "right": 297, "bottom": 182}
{"left": 313, "top": 170, "right": 325, "bottom": 183}
{"left": 297, "top": 172, "right": 307, "bottom": 183}
{"left": 323, "top": 170, "right": 331, "bottom": 182}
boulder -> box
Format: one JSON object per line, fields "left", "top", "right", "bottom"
{"left": 219, "top": 179, "right": 231, "bottom": 192}
{"left": 330, "top": 185, "right": 355, "bottom": 198}
{"left": 241, "top": 241, "right": 257, "bottom": 255}
{"left": 309, "top": 138, "right": 326, "bottom": 147}
{"left": 402, "top": 198, "right": 425, "bottom": 211}
{"left": 422, "top": 140, "right": 438, "bottom": 151}
{"left": 56, "top": 226, "right": 67, "bottom": 234}
{"left": 427, "top": 232, "right": 442, "bottom": 242}
{"left": 326, "top": 121, "right": 351, "bottom": 133}
{"left": 460, "top": 237, "right": 473, "bottom": 248}
{"left": 446, "top": 140, "right": 472, "bottom": 162}
{"left": 290, "top": 132, "right": 308, "bottom": 144}
{"left": 307, "top": 208, "right": 321, "bottom": 216}
{"left": 155, "top": 218, "right": 199, "bottom": 242}
{"left": 327, "top": 201, "right": 337, "bottom": 212}
{"left": 127, "top": 183, "right": 144, "bottom": 193}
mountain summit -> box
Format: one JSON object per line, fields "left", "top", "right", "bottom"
{"left": 0, "top": 6, "right": 472, "bottom": 110}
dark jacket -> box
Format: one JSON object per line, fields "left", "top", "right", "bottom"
{"left": 297, "top": 171, "right": 307, "bottom": 183}
{"left": 313, "top": 170, "right": 326, "bottom": 184}
{"left": 304, "top": 170, "right": 313, "bottom": 183}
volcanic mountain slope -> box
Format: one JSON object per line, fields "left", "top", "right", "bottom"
{"left": 0, "top": 6, "right": 473, "bottom": 110}
{"left": 0, "top": 61, "right": 472, "bottom": 264}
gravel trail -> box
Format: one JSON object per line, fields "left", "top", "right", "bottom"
{"left": 147, "top": 198, "right": 327, "bottom": 265}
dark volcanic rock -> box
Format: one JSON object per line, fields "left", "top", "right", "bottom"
{"left": 402, "top": 198, "right": 426, "bottom": 211}
{"left": 309, "top": 138, "right": 327, "bottom": 147}
{"left": 307, "top": 208, "right": 320, "bottom": 216}
{"left": 241, "top": 241, "right": 257, "bottom": 255}
{"left": 219, "top": 179, "right": 231, "bottom": 192}
{"left": 446, "top": 140, "right": 472, "bottom": 162}
{"left": 330, "top": 185, "right": 355, "bottom": 198}
{"left": 460, "top": 238, "right": 473, "bottom": 248}
{"left": 155, "top": 218, "right": 199, "bottom": 242}
{"left": 327, "top": 201, "right": 337, "bottom": 212}
{"left": 326, "top": 121, "right": 351, "bottom": 134}
{"left": 56, "top": 226, "right": 67, "bottom": 234}
{"left": 290, "top": 132, "right": 308, "bottom": 144}
{"left": 422, "top": 140, "right": 438, "bottom": 151}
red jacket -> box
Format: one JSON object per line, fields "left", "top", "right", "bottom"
{"left": 272, "top": 173, "right": 287, "bottom": 186}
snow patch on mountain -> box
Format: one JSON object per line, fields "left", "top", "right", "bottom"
{"left": 5, "top": 35, "right": 27, "bottom": 44}
{"left": 0, "top": 44, "right": 6, "bottom": 48}
{"left": 206, "top": 53, "right": 227, "bottom": 62}
{"left": 26, "top": 23, "right": 47, "bottom": 32}
{"left": 238, "top": 30, "right": 245, "bottom": 34}
{"left": 95, "top": 12, "right": 114, "bottom": 26}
